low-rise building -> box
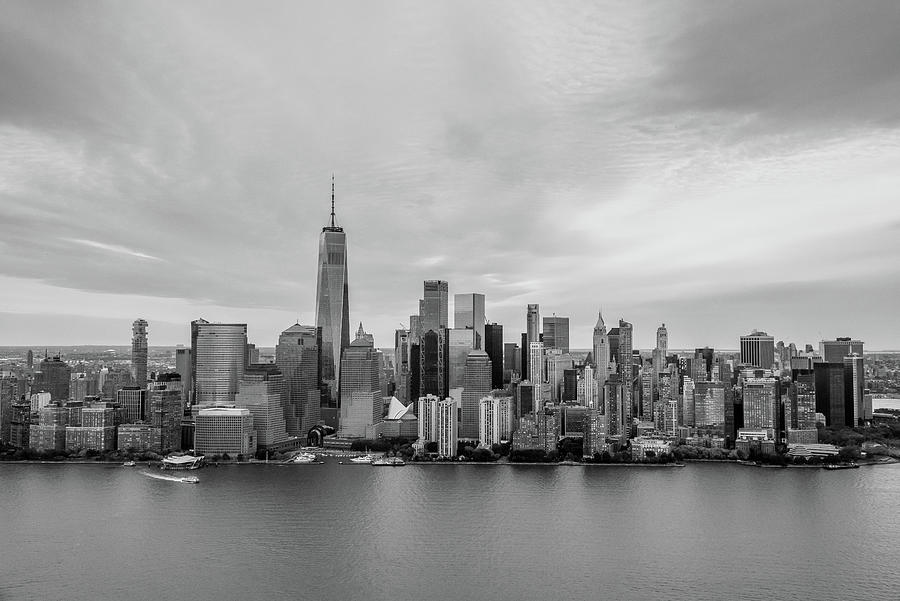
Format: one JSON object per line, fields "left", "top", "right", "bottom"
{"left": 194, "top": 406, "right": 256, "bottom": 456}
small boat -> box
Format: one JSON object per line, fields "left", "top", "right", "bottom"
{"left": 123, "top": 461, "right": 136, "bottom": 467}
{"left": 350, "top": 454, "right": 375, "bottom": 464}
{"left": 371, "top": 456, "right": 405, "bottom": 466}
{"left": 823, "top": 462, "right": 859, "bottom": 470}
{"left": 288, "top": 452, "right": 318, "bottom": 464}
{"left": 180, "top": 476, "right": 200, "bottom": 483}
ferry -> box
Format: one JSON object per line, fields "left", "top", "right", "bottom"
{"left": 288, "top": 452, "right": 318, "bottom": 464}
{"left": 161, "top": 454, "right": 205, "bottom": 470}
{"left": 180, "top": 476, "right": 200, "bottom": 484}
{"left": 123, "top": 461, "right": 136, "bottom": 467}
{"left": 349, "top": 454, "right": 376, "bottom": 464}
{"left": 371, "top": 456, "right": 405, "bottom": 467}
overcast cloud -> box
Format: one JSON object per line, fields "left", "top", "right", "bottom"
{"left": 1, "top": 0, "right": 899, "bottom": 350}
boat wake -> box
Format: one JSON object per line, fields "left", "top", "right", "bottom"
{"left": 142, "top": 471, "right": 193, "bottom": 483}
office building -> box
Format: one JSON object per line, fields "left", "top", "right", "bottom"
{"left": 175, "top": 346, "right": 192, "bottom": 403}
{"left": 276, "top": 324, "right": 321, "bottom": 437}
{"left": 422, "top": 280, "right": 449, "bottom": 333}
{"left": 394, "top": 329, "right": 410, "bottom": 403}
{"left": 484, "top": 323, "right": 504, "bottom": 389}
{"left": 235, "top": 364, "right": 289, "bottom": 449}
{"left": 742, "top": 376, "right": 779, "bottom": 430}
{"left": 814, "top": 362, "right": 848, "bottom": 427}
{"left": 194, "top": 406, "right": 256, "bottom": 456}
{"left": 542, "top": 316, "right": 570, "bottom": 353}
{"left": 740, "top": 330, "right": 776, "bottom": 370}
{"left": 191, "top": 320, "right": 248, "bottom": 406}
{"left": 117, "top": 387, "right": 147, "bottom": 424}
{"left": 821, "top": 338, "right": 864, "bottom": 363}
{"left": 419, "top": 328, "right": 446, "bottom": 398}
{"left": 843, "top": 355, "right": 865, "bottom": 426}
{"left": 546, "top": 352, "right": 574, "bottom": 403}
{"left": 315, "top": 180, "right": 351, "bottom": 404}
{"left": 461, "top": 351, "right": 492, "bottom": 440}
{"left": 0, "top": 376, "right": 17, "bottom": 445}
{"left": 131, "top": 318, "right": 148, "bottom": 388}
{"left": 33, "top": 355, "right": 71, "bottom": 402}
{"left": 447, "top": 328, "right": 477, "bottom": 389}
{"left": 117, "top": 424, "right": 153, "bottom": 451}
{"left": 516, "top": 381, "right": 536, "bottom": 418}
{"left": 339, "top": 335, "right": 382, "bottom": 438}
{"left": 694, "top": 381, "right": 726, "bottom": 433}
{"left": 593, "top": 311, "right": 609, "bottom": 389}
{"left": 526, "top": 304, "right": 540, "bottom": 350}
{"left": 454, "top": 293, "right": 485, "bottom": 349}
{"left": 582, "top": 409, "right": 608, "bottom": 457}
{"left": 66, "top": 401, "right": 118, "bottom": 452}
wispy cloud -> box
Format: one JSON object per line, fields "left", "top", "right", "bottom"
{"left": 64, "top": 238, "right": 163, "bottom": 261}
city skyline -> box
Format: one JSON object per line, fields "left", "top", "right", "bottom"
{"left": 2, "top": 2, "right": 900, "bottom": 349}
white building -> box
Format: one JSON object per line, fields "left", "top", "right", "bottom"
{"left": 437, "top": 397, "right": 458, "bottom": 458}
{"left": 478, "top": 395, "right": 513, "bottom": 447}
{"left": 194, "top": 406, "right": 256, "bottom": 456}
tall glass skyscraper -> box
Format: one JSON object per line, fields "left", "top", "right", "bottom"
{"left": 190, "top": 319, "right": 248, "bottom": 405}
{"left": 315, "top": 180, "right": 350, "bottom": 405}
{"left": 276, "top": 324, "right": 321, "bottom": 437}
{"left": 454, "top": 293, "right": 484, "bottom": 349}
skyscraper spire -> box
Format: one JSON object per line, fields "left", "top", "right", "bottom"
{"left": 331, "top": 173, "right": 335, "bottom": 228}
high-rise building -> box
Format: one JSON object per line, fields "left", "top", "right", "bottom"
{"left": 33, "top": 355, "right": 71, "bottom": 403}
{"left": 656, "top": 324, "right": 668, "bottom": 356}
{"left": 742, "top": 376, "right": 778, "bottom": 430}
{"left": 147, "top": 375, "right": 182, "bottom": 453}
{"left": 276, "top": 324, "right": 321, "bottom": 438}
{"left": 529, "top": 341, "right": 544, "bottom": 394}
{"left": 542, "top": 316, "right": 570, "bottom": 353}
{"left": 175, "top": 346, "right": 192, "bottom": 403}
{"left": 422, "top": 280, "right": 449, "bottom": 333}
{"left": 461, "top": 351, "right": 492, "bottom": 440}
{"left": 526, "top": 304, "right": 540, "bottom": 350}
{"left": 516, "top": 381, "right": 536, "bottom": 418}
{"left": 437, "top": 396, "right": 458, "bottom": 458}
{"left": 694, "top": 381, "right": 726, "bottom": 432}
{"left": 447, "top": 328, "right": 477, "bottom": 389}
{"left": 545, "top": 352, "right": 574, "bottom": 403}
{"left": 593, "top": 311, "right": 609, "bottom": 391}
{"left": 417, "top": 394, "right": 440, "bottom": 443}
{"left": 740, "top": 330, "right": 776, "bottom": 370}
{"left": 339, "top": 335, "right": 382, "bottom": 438}
{"left": 484, "top": 323, "right": 504, "bottom": 390}
{"left": 0, "top": 376, "right": 18, "bottom": 445}
{"left": 454, "top": 293, "right": 485, "bottom": 349}
{"left": 479, "top": 395, "right": 513, "bottom": 447}
{"left": 315, "top": 179, "right": 350, "bottom": 405}
{"left": 394, "top": 329, "right": 410, "bottom": 403}
{"left": 235, "top": 364, "right": 289, "bottom": 449}
{"left": 131, "top": 319, "right": 148, "bottom": 388}
{"left": 194, "top": 406, "right": 256, "bottom": 456}
{"left": 618, "top": 319, "right": 634, "bottom": 430}
{"left": 419, "top": 328, "right": 446, "bottom": 398}
{"left": 191, "top": 319, "right": 248, "bottom": 406}
{"left": 814, "top": 362, "right": 847, "bottom": 427}
{"left": 821, "top": 338, "right": 864, "bottom": 363}
{"left": 117, "top": 387, "right": 148, "bottom": 424}
{"left": 843, "top": 354, "right": 865, "bottom": 426}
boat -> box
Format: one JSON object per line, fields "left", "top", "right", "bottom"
{"left": 161, "top": 454, "right": 205, "bottom": 470}
{"left": 349, "top": 454, "right": 375, "bottom": 464}
{"left": 180, "top": 476, "right": 200, "bottom": 483}
{"left": 288, "top": 452, "right": 318, "bottom": 464}
{"left": 371, "top": 456, "right": 405, "bottom": 466}
{"left": 823, "top": 462, "right": 859, "bottom": 470}
{"left": 123, "top": 461, "right": 136, "bottom": 467}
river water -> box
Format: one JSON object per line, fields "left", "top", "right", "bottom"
{"left": 2, "top": 461, "right": 899, "bottom": 601}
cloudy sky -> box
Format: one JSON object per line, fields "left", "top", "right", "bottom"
{"left": 2, "top": 0, "right": 900, "bottom": 350}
